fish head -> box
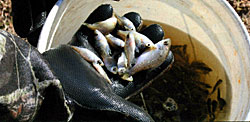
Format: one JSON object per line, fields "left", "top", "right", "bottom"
{"left": 111, "top": 66, "right": 118, "bottom": 74}
{"left": 103, "top": 56, "right": 118, "bottom": 74}
{"left": 126, "top": 32, "right": 135, "bottom": 46}
{"left": 157, "top": 38, "right": 171, "bottom": 51}
{"left": 118, "top": 67, "right": 127, "bottom": 75}
{"left": 125, "top": 26, "right": 135, "bottom": 31}
{"left": 145, "top": 43, "right": 157, "bottom": 50}
{"left": 124, "top": 22, "right": 136, "bottom": 31}
{"left": 163, "top": 38, "right": 171, "bottom": 47}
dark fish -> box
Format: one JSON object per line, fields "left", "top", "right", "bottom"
{"left": 191, "top": 61, "right": 212, "bottom": 74}
{"left": 211, "top": 100, "right": 218, "bottom": 113}
{"left": 217, "top": 88, "right": 226, "bottom": 110}
{"left": 207, "top": 98, "right": 212, "bottom": 114}
{"left": 211, "top": 79, "right": 223, "bottom": 94}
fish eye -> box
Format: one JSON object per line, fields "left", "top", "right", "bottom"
{"left": 97, "top": 60, "right": 103, "bottom": 66}
{"left": 130, "top": 27, "right": 135, "bottom": 31}
{"left": 112, "top": 67, "right": 118, "bottom": 72}
{"left": 163, "top": 41, "right": 169, "bottom": 46}
{"left": 146, "top": 43, "right": 151, "bottom": 47}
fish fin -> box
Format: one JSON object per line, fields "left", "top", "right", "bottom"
{"left": 135, "top": 47, "right": 140, "bottom": 53}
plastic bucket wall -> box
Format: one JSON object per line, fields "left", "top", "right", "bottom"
{"left": 37, "top": 0, "right": 250, "bottom": 121}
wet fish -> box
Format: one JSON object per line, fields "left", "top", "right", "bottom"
{"left": 115, "top": 14, "right": 136, "bottom": 31}
{"left": 71, "top": 46, "right": 112, "bottom": 84}
{"left": 92, "top": 62, "right": 112, "bottom": 84}
{"left": 71, "top": 46, "right": 104, "bottom": 66}
{"left": 94, "top": 29, "right": 117, "bottom": 74}
{"left": 117, "top": 52, "right": 128, "bottom": 75}
{"left": 124, "top": 31, "right": 136, "bottom": 68}
{"left": 117, "top": 30, "right": 156, "bottom": 50}
{"left": 83, "top": 15, "right": 117, "bottom": 35}
{"left": 103, "top": 56, "right": 118, "bottom": 74}
{"left": 105, "top": 34, "right": 125, "bottom": 48}
{"left": 128, "top": 38, "right": 171, "bottom": 75}
{"left": 94, "top": 29, "right": 112, "bottom": 58}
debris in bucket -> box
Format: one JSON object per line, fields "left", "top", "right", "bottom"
{"left": 162, "top": 97, "right": 178, "bottom": 112}
{"left": 211, "top": 79, "right": 223, "bottom": 94}
{"left": 129, "top": 45, "right": 226, "bottom": 122}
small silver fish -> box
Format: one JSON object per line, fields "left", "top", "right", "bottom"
{"left": 83, "top": 15, "right": 117, "bottom": 35}
{"left": 103, "top": 56, "right": 118, "bottom": 74}
{"left": 115, "top": 14, "right": 136, "bottom": 31}
{"left": 105, "top": 34, "right": 125, "bottom": 48}
{"left": 128, "top": 38, "right": 171, "bottom": 75}
{"left": 94, "top": 29, "right": 112, "bottom": 58}
{"left": 92, "top": 62, "right": 112, "bottom": 84}
{"left": 117, "top": 30, "right": 156, "bottom": 50}
{"left": 124, "top": 31, "right": 136, "bottom": 68}
{"left": 71, "top": 46, "right": 112, "bottom": 84}
{"left": 71, "top": 46, "right": 104, "bottom": 66}
{"left": 117, "top": 52, "right": 128, "bottom": 75}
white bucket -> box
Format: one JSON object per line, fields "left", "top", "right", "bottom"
{"left": 37, "top": 0, "right": 250, "bottom": 121}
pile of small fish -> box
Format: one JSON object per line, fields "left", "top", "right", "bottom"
{"left": 71, "top": 6, "right": 171, "bottom": 84}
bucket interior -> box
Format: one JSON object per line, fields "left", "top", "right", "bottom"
{"left": 143, "top": 20, "right": 231, "bottom": 120}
